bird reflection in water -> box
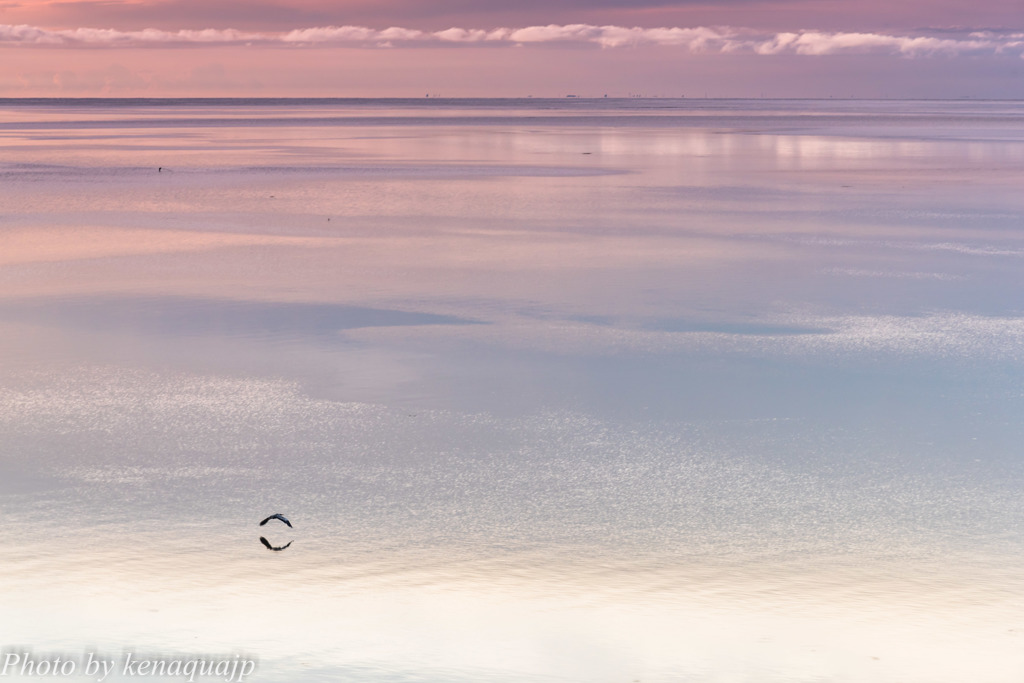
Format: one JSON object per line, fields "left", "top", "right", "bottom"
{"left": 259, "top": 536, "right": 292, "bottom": 552}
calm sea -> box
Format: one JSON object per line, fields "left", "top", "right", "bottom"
{"left": 1, "top": 98, "right": 1024, "bottom": 682}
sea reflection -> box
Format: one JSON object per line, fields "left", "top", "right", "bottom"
{"left": 2, "top": 99, "right": 1024, "bottom": 682}
{"left": 0, "top": 296, "right": 479, "bottom": 342}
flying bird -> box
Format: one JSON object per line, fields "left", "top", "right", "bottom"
{"left": 260, "top": 536, "right": 292, "bottom": 552}
{"left": 259, "top": 513, "right": 293, "bottom": 528}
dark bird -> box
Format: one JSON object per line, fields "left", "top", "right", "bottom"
{"left": 260, "top": 536, "right": 292, "bottom": 551}
{"left": 259, "top": 513, "right": 293, "bottom": 528}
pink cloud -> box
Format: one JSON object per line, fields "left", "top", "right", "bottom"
{"left": 433, "top": 27, "right": 510, "bottom": 42}
{"left": 7, "top": 0, "right": 1023, "bottom": 35}
{"left": 282, "top": 25, "right": 394, "bottom": 43}
{"left": 1, "top": 22, "right": 1022, "bottom": 59}
{"left": 759, "top": 31, "right": 1002, "bottom": 57}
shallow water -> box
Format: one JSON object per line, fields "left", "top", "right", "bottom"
{"left": 1, "top": 99, "right": 1024, "bottom": 682}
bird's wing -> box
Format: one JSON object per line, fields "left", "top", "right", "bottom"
{"left": 259, "top": 537, "right": 272, "bottom": 549}
{"left": 259, "top": 513, "right": 292, "bottom": 527}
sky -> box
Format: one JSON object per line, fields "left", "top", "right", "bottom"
{"left": 1, "top": 0, "right": 1023, "bottom": 97}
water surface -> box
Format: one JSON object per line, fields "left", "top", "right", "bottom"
{"left": 2, "top": 98, "right": 1024, "bottom": 682}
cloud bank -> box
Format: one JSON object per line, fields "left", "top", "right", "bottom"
{"left": 2, "top": 22, "right": 1022, "bottom": 57}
